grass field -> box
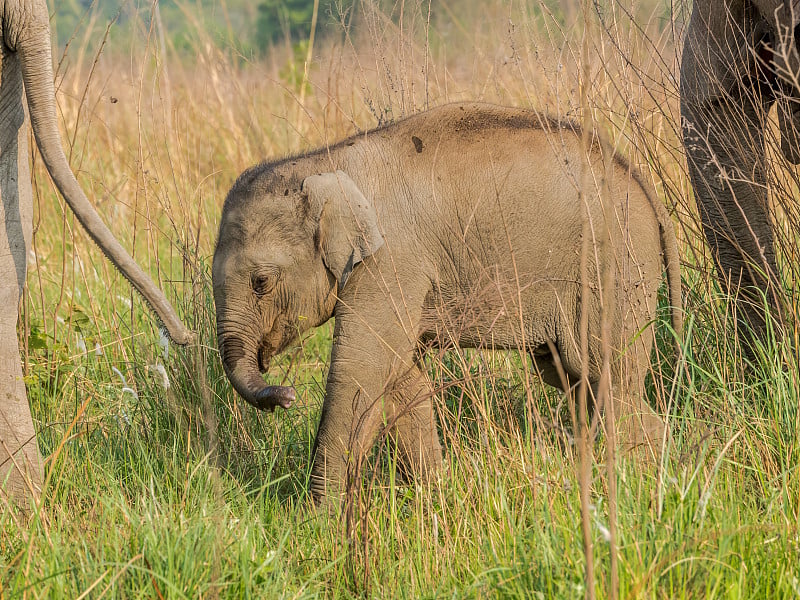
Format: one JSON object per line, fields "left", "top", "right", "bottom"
{"left": 2, "top": 1, "right": 800, "bottom": 597}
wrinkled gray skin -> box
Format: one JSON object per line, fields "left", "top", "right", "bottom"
{"left": 1, "top": 0, "right": 193, "bottom": 508}
{"left": 681, "top": 1, "right": 800, "bottom": 347}
{"left": 213, "top": 103, "right": 682, "bottom": 502}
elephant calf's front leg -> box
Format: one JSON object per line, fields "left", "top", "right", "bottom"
{"left": 386, "top": 363, "right": 443, "bottom": 484}
{"left": 310, "top": 293, "right": 427, "bottom": 504}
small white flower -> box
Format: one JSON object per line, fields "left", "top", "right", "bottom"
{"left": 117, "top": 409, "right": 131, "bottom": 427}
{"left": 95, "top": 342, "right": 103, "bottom": 356}
{"left": 791, "top": 576, "right": 800, "bottom": 595}
{"left": 116, "top": 295, "right": 132, "bottom": 309}
{"left": 147, "top": 363, "right": 170, "bottom": 390}
{"left": 595, "top": 520, "right": 611, "bottom": 543}
{"left": 112, "top": 366, "right": 127, "bottom": 386}
{"left": 590, "top": 500, "right": 612, "bottom": 543}
{"left": 158, "top": 329, "right": 170, "bottom": 361}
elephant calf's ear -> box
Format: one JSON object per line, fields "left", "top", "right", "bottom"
{"left": 303, "top": 171, "right": 385, "bottom": 289}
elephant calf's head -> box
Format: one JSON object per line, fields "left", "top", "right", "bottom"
{"left": 212, "top": 169, "right": 384, "bottom": 411}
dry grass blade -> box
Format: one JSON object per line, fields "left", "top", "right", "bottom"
{"left": 579, "top": 1, "right": 597, "bottom": 598}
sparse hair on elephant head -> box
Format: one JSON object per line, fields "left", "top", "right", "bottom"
{"left": 212, "top": 169, "right": 384, "bottom": 411}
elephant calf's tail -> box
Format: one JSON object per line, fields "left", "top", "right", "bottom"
{"left": 662, "top": 215, "right": 684, "bottom": 350}
{"left": 637, "top": 172, "right": 684, "bottom": 351}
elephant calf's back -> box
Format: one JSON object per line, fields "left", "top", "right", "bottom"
{"left": 407, "top": 130, "right": 666, "bottom": 360}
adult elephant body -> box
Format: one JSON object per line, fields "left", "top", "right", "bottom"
{"left": 1, "top": 0, "right": 192, "bottom": 507}
{"left": 681, "top": 1, "right": 800, "bottom": 345}
{"left": 213, "top": 103, "right": 683, "bottom": 502}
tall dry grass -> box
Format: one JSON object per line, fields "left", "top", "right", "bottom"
{"left": 2, "top": 1, "right": 799, "bottom": 598}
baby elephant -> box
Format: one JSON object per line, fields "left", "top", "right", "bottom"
{"left": 212, "top": 103, "right": 682, "bottom": 502}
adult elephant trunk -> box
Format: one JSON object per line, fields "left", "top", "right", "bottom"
{"left": 217, "top": 327, "right": 295, "bottom": 410}
{"left": 15, "top": 15, "right": 193, "bottom": 345}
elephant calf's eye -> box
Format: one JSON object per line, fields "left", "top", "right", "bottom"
{"left": 251, "top": 272, "right": 278, "bottom": 297}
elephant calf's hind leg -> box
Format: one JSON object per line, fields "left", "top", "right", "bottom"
{"left": 611, "top": 327, "right": 666, "bottom": 459}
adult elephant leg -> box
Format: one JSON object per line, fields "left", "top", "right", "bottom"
{"left": 386, "top": 362, "right": 443, "bottom": 483}
{"left": 0, "top": 46, "right": 41, "bottom": 506}
{"left": 681, "top": 88, "right": 780, "bottom": 349}
{"left": 0, "top": 282, "right": 40, "bottom": 508}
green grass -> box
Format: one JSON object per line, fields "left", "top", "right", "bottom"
{"left": 3, "top": 1, "right": 800, "bottom": 597}
{"left": 6, "top": 267, "right": 799, "bottom": 597}
{"left": 4, "top": 297, "right": 799, "bottom": 598}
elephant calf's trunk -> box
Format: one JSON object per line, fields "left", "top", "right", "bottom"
{"left": 220, "top": 339, "right": 295, "bottom": 411}
{"left": 253, "top": 386, "right": 296, "bottom": 410}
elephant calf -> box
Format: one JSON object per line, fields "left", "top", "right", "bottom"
{"left": 212, "top": 103, "right": 682, "bottom": 501}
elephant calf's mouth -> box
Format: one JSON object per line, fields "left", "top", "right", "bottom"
{"left": 258, "top": 344, "right": 272, "bottom": 374}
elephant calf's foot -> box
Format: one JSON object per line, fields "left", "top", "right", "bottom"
{"left": 615, "top": 407, "right": 666, "bottom": 460}
{"left": 393, "top": 441, "right": 444, "bottom": 486}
